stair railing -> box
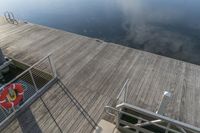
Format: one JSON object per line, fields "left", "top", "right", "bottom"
{"left": 4, "top": 11, "right": 18, "bottom": 24}
{"left": 104, "top": 103, "right": 200, "bottom": 133}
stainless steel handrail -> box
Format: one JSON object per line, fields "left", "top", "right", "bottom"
{"left": 105, "top": 106, "right": 181, "bottom": 133}
{"left": 104, "top": 105, "right": 200, "bottom": 133}
{"left": 4, "top": 11, "right": 18, "bottom": 24}
{"left": 117, "top": 103, "right": 199, "bottom": 132}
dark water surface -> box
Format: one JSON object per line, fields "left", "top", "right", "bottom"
{"left": 1, "top": 0, "right": 200, "bottom": 64}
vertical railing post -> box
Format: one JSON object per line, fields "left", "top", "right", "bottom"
{"left": 116, "top": 106, "right": 122, "bottom": 129}
{"left": 156, "top": 91, "right": 171, "bottom": 115}
{"left": 29, "top": 69, "right": 38, "bottom": 91}
{"left": 48, "top": 55, "right": 57, "bottom": 78}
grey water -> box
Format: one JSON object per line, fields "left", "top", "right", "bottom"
{"left": 1, "top": 0, "right": 200, "bottom": 64}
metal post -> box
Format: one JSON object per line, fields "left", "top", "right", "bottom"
{"left": 48, "top": 56, "right": 57, "bottom": 78}
{"left": 156, "top": 91, "right": 172, "bottom": 115}
{"left": 29, "top": 69, "right": 38, "bottom": 91}
{"left": 116, "top": 107, "right": 121, "bottom": 129}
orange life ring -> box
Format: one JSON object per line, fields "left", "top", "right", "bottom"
{"left": 0, "top": 83, "right": 24, "bottom": 109}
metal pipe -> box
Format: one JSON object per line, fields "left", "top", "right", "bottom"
{"left": 29, "top": 70, "right": 38, "bottom": 91}
{"left": 105, "top": 106, "right": 200, "bottom": 133}
{"left": 116, "top": 103, "right": 199, "bottom": 133}
{"left": 48, "top": 56, "right": 57, "bottom": 77}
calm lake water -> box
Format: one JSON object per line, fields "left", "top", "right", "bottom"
{"left": 1, "top": 0, "right": 200, "bottom": 64}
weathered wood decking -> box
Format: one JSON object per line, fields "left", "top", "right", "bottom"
{"left": 0, "top": 17, "right": 200, "bottom": 133}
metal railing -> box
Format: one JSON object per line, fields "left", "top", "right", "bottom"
{"left": 0, "top": 54, "right": 57, "bottom": 129}
{"left": 0, "top": 53, "right": 98, "bottom": 132}
{"left": 104, "top": 103, "right": 200, "bottom": 133}
{"left": 4, "top": 11, "right": 18, "bottom": 24}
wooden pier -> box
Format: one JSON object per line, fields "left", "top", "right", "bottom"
{"left": 0, "top": 17, "right": 200, "bottom": 133}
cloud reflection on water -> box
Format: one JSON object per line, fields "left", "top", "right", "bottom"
{"left": 118, "top": 0, "right": 200, "bottom": 64}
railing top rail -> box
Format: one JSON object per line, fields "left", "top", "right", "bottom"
{"left": 0, "top": 53, "right": 53, "bottom": 91}
{"left": 115, "top": 103, "right": 200, "bottom": 132}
